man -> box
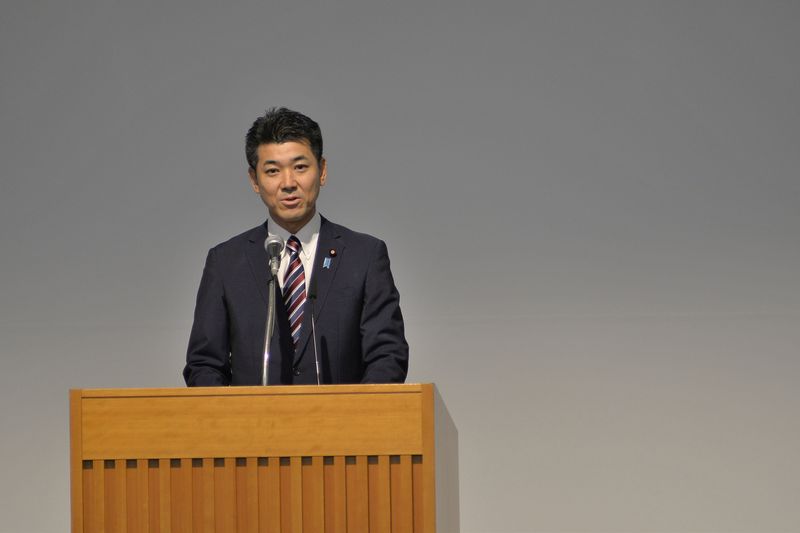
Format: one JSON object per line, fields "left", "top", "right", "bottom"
{"left": 184, "top": 108, "right": 408, "bottom": 386}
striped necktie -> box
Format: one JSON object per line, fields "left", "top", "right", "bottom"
{"left": 283, "top": 236, "right": 306, "bottom": 350}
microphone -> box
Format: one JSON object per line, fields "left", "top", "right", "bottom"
{"left": 261, "top": 235, "right": 284, "bottom": 386}
{"left": 264, "top": 235, "right": 284, "bottom": 277}
{"left": 308, "top": 274, "right": 322, "bottom": 385}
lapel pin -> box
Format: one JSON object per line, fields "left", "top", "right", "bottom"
{"left": 323, "top": 257, "right": 332, "bottom": 269}
{"left": 329, "top": 248, "right": 337, "bottom": 256}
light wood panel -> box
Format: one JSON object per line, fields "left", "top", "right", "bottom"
{"left": 258, "top": 457, "right": 281, "bottom": 532}
{"left": 76, "top": 453, "right": 435, "bottom": 531}
{"left": 324, "top": 456, "right": 347, "bottom": 533}
{"left": 413, "top": 455, "right": 425, "bottom": 532}
{"left": 368, "top": 455, "right": 391, "bottom": 533}
{"left": 81, "top": 385, "right": 424, "bottom": 459}
{"left": 345, "top": 455, "right": 369, "bottom": 532}
{"left": 71, "top": 384, "right": 454, "bottom": 532}
{"left": 170, "top": 458, "right": 192, "bottom": 532}
{"left": 392, "top": 455, "right": 414, "bottom": 533}
{"left": 239, "top": 457, "right": 259, "bottom": 532}
{"left": 302, "top": 456, "right": 325, "bottom": 531}
{"left": 70, "top": 390, "right": 84, "bottom": 533}
{"left": 214, "top": 458, "right": 236, "bottom": 530}
{"left": 106, "top": 459, "right": 126, "bottom": 532}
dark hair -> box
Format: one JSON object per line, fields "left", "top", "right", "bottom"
{"left": 245, "top": 107, "right": 323, "bottom": 170}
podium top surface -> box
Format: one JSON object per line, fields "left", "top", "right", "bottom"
{"left": 72, "top": 382, "right": 431, "bottom": 398}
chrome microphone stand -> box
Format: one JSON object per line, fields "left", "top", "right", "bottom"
{"left": 261, "top": 273, "right": 278, "bottom": 386}
{"left": 262, "top": 235, "right": 284, "bottom": 385}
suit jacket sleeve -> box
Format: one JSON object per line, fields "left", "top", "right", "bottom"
{"left": 184, "top": 248, "right": 232, "bottom": 386}
{"left": 359, "top": 239, "right": 409, "bottom": 383}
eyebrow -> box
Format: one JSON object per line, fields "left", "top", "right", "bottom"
{"left": 263, "top": 155, "right": 309, "bottom": 166}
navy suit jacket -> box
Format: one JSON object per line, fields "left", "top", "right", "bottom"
{"left": 184, "top": 216, "right": 408, "bottom": 385}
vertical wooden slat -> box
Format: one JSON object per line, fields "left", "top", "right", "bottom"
{"left": 302, "top": 457, "right": 325, "bottom": 531}
{"left": 139, "top": 460, "right": 150, "bottom": 530}
{"left": 420, "top": 385, "right": 436, "bottom": 533}
{"left": 214, "top": 458, "right": 236, "bottom": 531}
{"left": 345, "top": 456, "right": 368, "bottom": 533}
{"left": 126, "top": 462, "right": 138, "bottom": 532}
{"left": 170, "top": 459, "right": 192, "bottom": 532}
{"left": 115, "top": 460, "right": 128, "bottom": 531}
{"left": 91, "top": 460, "right": 105, "bottom": 532}
{"left": 259, "top": 457, "right": 281, "bottom": 533}
{"left": 105, "top": 460, "right": 126, "bottom": 532}
{"left": 201, "top": 458, "right": 215, "bottom": 532}
{"left": 183, "top": 459, "right": 194, "bottom": 532}
{"left": 246, "top": 457, "right": 259, "bottom": 532}
{"left": 235, "top": 458, "right": 259, "bottom": 533}
{"left": 227, "top": 458, "right": 238, "bottom": 530}
{"left": 280, "top": 459, "right": 292, "bottom": 533}
{"left": 191, "top": 460, "right": 203, "bottom": 533}
{"left": 412, "top": 457, "right": 424, "bottom": 533}
{"left": 148, "top": 460, "right": 160, "bottom": 532}
{"left": 368, "top": 456, "right": 391, "bottom": 533}
{"left": 104, "top": 461, "right": 117, "bottom": 532}
{"left": 170, "top": 461, "right": 182, "bottom": 533}
{"left": 290, "top": 457, "right": 303, "bottom": 533}
{"left": 70, "top": 391, "right": 83, "bottom": 533}
{"left": 391, "top": 456, "right": 414, "bottom": 533}
{"left": 324, "top": 456, "right": 347, "bottom": 533}
{"left": 136, "top": 459, "right": 150, "bottom": 531}
{"left": 158, "top": 458, "right": 171, "bottom": 532}
{"left": 280, "top": 457, "right": 303, "bottom": 533}
{"left": 236, "top": 459, "right": 247, "bottom": 530}
{"left": 82, "top": 463, "right": 94, "bottom": 532}
{"left": 134, "top": 459, "right": 149, "bottom": 531}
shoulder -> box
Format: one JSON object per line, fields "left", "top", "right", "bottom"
{"left": 322, "top": 217, "right": 385, "bottom": 250}
{"left": 208, "top": 223, "right": 266, "bottom": 252}
{"left": 201, "top": 223, "right": 267, "bottom": 269}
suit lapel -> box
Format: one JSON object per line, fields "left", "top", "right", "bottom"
{"left": 293, "top": 217, "right": 345, "bottom": 364}
{"left": 244, "top": 223, "right": 272, "bottom": 306}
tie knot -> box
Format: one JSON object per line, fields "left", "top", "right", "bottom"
{"left": 286, "top": 235, "right": 302, "bottom": 255}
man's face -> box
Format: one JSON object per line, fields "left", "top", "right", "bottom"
{"left": 248, "top": 141, "right": 327, "bottom": 234}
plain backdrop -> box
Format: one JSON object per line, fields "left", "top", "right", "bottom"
{"left": 1, "top": 1, "right": 798, "bottom": 531}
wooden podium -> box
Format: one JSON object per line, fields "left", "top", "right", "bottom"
{"left": 70, "top": 383, "right": 458, "bottom": 532}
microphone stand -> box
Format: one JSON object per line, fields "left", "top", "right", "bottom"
{"left": 262, "top": 235, "right": 284, "bottom": 386}
{"left": 261, "top": 272, "right": 278, "bottom": 386}
{"left": 308, "top": 277, "right": 321, "bottom": 385}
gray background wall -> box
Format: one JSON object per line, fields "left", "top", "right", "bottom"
{"left": 1, "top": 1, "right": 798, "bottom": 531}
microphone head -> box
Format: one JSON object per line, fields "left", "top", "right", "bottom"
{"left": 264, "top": 235, "right": 284, "bottom": 258}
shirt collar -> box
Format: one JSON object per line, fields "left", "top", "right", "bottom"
{"left": 266, "top": 212, "right": 321, "bottom": 259}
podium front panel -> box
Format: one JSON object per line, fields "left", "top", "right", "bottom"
{"left": 71, "top": 383, "right": 453, "bottom": 532}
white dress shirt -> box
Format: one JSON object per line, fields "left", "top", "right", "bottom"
{"left": 266, "top": 212, "right": 320, "bottom": 291}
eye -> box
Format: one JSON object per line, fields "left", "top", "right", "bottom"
{"left": 265, "top": 168, "right": 279, "bottom": 176}
{"left": 295, "top": 164, "right": 308, "bottom": 171}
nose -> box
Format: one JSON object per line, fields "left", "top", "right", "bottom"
{"left": 279, "top": 170, "right": 298, "bottom": 190}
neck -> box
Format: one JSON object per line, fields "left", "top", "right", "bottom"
{"left": 271, "top": 210, "right": 316, "bottom": 235}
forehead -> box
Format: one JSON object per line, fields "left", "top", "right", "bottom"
{"left": 256, "top": 141, "right": 314, "bottom": 166}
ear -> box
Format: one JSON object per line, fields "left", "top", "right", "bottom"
{"left": 248, "top": 168, "right": 260, "bottom": 192}
{"left": 319, "top": 157, "right": 328, "bottom": 187}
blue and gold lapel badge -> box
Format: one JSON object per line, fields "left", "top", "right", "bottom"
{"left": 323, "top": 248, "right": 337, "bottom": 269}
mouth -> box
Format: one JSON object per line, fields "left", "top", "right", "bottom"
{"left": 280, "top": 196, "right": 302, "bottom": 208}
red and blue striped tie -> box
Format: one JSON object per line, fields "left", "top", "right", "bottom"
{"left": 283, "top": 236, "right": 306, "bottom": 350}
